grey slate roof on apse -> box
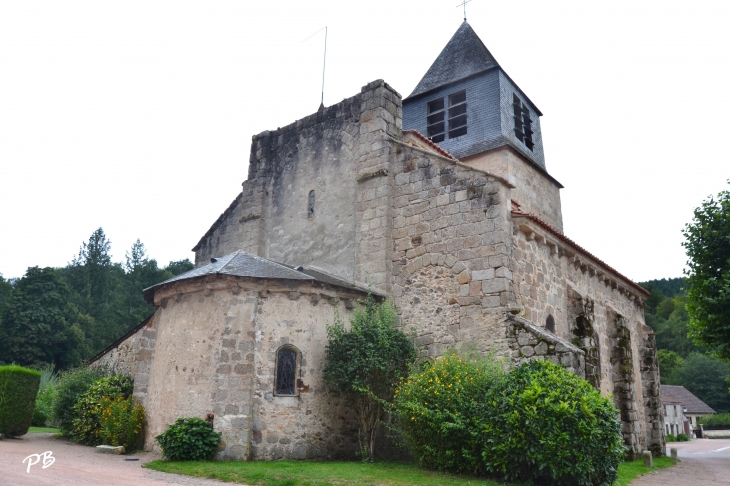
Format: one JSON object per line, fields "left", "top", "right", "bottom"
{"left": 144, "top": 251, "right": 377, "bottom": 296}
{"left": 661, "top": 385, "right": 716, "bottom": 414}
{"left": 407, "top": 21, "right": 500, "bottom": 99}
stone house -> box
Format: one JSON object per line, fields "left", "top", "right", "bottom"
{"left": 91, "top": 21, "right": 665, "bottom": 459}
{"left": 661, "top": 384, "right": 715, "bottom": 437}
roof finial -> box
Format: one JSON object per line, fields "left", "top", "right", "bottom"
{"left": 456, "top": 0, "right": 472, "bottom": 21}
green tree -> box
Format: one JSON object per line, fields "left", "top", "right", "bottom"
{"left": 164, "top": 259, "right": 194, "bottom": 276}
{"left": 61, "top": 228, "right": 124, "bottom": 353}
{"left": 682, "top": 182, "right": 730, "bottom": 359}
{"left": 0, "top": 267, "right": 90, "bottom": 369}
{"left": 665, "top": 352, "right": 730, "bottom": 413}
{"left": 657, "top": 350, "right": 685, "bottom": 382}
{"left": 0, "top": 274, "right": 13, "bottom": 317}
{"left": 323, "top": 298, "right": 416, "bottom": 461}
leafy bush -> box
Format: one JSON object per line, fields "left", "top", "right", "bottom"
{"left": 32, "top": 365, "right": 59, "bottom": 427}
{"left": 481, "top": 360, "right": 624, "bottom": 486}
{"left": 155, "top": 417, "right": 221, "bottom": 461}
{"left": 393, "top": 351, "right": 506, "bottom": 474}
{"left": 70, "top": 375, "right": 133, "bottom": 445}
{"left": 98, "top": 396, "right": 145, "bottom": 448}
{"left": 32, "top": 383, "right": 58, "bottom": 427}
{"left": 53, "top": 366, "right": 110, "bottom": 434}
{"left": 324, "top": 298, "right": 416, "bottom": 461}
{"left": 666, "top": 433, "right": 677, "bottom": 442}
{"left": 698, "top": 413, "right": 730, "bottom": 429}
{"left": 0, "top": 365, "right": 41, "bottom": 436}
{"left": 677, "top": 433, "right": 690, "bottom": 442}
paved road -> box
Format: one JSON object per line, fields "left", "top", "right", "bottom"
{"left": 0, "top": 433, "right": 228, "bottom": 486}
{"left": 632, "top": 439, "right": 730, "bottom": 485}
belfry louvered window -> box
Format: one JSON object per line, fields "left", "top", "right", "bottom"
{"left": 513, "top": 93, "right": 534, "bottom": 150}
{"left": 427, "top": 98, "right": 445, "bottom": 143}
{"left": 448, "top": 90, "right": 467, "bottom": 138}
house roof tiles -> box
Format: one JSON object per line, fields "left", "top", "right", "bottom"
{"left": 661, "top": 385, "right": 716, "bottom": 414}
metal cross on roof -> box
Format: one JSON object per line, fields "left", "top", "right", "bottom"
{"left": 456, "top": 0, "right": 472, "bottom": 21}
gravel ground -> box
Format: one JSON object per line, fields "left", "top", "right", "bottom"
{"left": 0, "top": 433, "right": 232, "bottom": 486}
{"left": 631, "top": 439, "right": 730, "bottom": 485}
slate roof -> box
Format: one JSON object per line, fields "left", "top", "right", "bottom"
{"left": 143, "top": 251, "right": 376, "bottom": 298}
{"left": 661, "top": 385, "right": 716, "bottom": 414}
{"left": 407, "top": 21, "right": 501, "bottom": 99}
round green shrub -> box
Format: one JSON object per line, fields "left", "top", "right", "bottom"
{"left": 393, "top": 352, "right": 505, "bottom": 474}
{"left": 677, "top": 433, "right": 690, "bottom": 442}
{"left": 0, "top": 365, "right": 41, "bottom": 437}
{"left": 155, "top": 417, "right": 222, "bottom": 461}
{"left": 53, "top": 366, "right": 110, "bottom": 434}
{"left": 665, "top": 433, "right": 677, "bottom": 442}
{"left": 481, "top": 360, "right": 624, "bottom": 486}
{"left": 70, "top": 375, "right": 133, "bottom": 445}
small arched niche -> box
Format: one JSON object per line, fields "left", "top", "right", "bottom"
{"left": 546, "top": 314, "right": 556, "bottom": 333}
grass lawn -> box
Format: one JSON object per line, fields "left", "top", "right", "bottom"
{"left": 27, "top": 426, "right": 60, "bottom": 434}
{"left": 146, "top": 457, "right": 678, "bottom": 486}
{"left": 145, "top": 460, "right": 502, "bottom": 486}
{"left": 614, "top": 456, "right": 676, "bottom": 486}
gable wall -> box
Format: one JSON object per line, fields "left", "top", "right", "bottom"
{"left": 462, "top": 147, "right": 563, "bottom": 232}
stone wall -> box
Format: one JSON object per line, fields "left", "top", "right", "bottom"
{"left": 384, "top": 139, "right": 517, "bottom": 358}
{"left": 90, "top": 316, "right": 157, "bottom": 407}
{"left": 510, "top": 214, "right": 656, "bottom": 455}
{"left": 638, "top": 324, "right": 665, "bottom": 455}
{"left": 462, "top": 147, "right": 564, "bottom": 232}
{"left": 194, "top": 80, "right": 402, "bottom": 289}
{"left": 132, "top": 275, "right": 368, "bottom": 461}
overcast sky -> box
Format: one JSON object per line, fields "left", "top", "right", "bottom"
{"left": 1, "top": 0, "right": 728, "bottom": 282}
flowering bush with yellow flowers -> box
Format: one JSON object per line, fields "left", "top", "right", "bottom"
{"left": 98, "top": 396, "right": 145, "bottom": 449}
{"left": 393, "top": 351, "right": 506, "bottom": 474}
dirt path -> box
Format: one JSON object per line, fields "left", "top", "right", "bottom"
{"left": 0, "top": 433, "right": 231, "bottom": 486}
{"left": 632, "top": 439, "right": 730, "bottom": 485}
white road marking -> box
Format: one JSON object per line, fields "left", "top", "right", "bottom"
{"left": 711, "top": 446, "right": 730, "bottom": 453}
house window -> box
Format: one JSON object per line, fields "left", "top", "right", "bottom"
{"left": 275, "top": 346, "right": 299, "bottom": 396}
{"left": 448, "top": 90, "right": 467, "bottom": 138}
{"left": 512, "top": 94, "right": 534, "bottom": 151}
{"left": 308, "top": 190, "right": 315, "bottom": 218}
{"left": 427, "top": 98, "right": 445, "bottom": 143}
{"left": 546, "top": 314, "right": 555, "bottom": 333}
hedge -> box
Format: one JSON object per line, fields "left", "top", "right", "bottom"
{"left": 0, "top": 365, "right": 42, "bottom": 437}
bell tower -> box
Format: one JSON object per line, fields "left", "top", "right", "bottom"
{"left": 402, "top": 21, "right": 564, "bottom": 232}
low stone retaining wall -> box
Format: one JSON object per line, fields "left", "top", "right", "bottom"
{"left": 703, "top": 429, "right": 730, "bottom": 438}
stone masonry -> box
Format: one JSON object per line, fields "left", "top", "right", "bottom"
{"left": 185, "top": 79, "right": 664, "bottom": 457}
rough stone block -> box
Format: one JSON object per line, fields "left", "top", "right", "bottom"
{"left": 96, "top": 445, "right": 125, "bottom": 454}
{"left": 482, "top": 278, "right": 508, "bottom": 294}
{"left": 472, "top": 269, "right": 494, "bottom": 281}
{"left": 534, "top": 342, "right": 548, "bottom": 355}
{"left": 642, "top": 450, "right": 652, "bottom": 467}
{"left": 457, "top": 270, "right": 471, "bottom": 284}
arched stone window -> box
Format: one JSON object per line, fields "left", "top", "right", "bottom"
{"left": 546, "top": 314, "right": 555, "bottom": 333}
{"left": 308, "top": 190, "right": 315, "bottom": 218}
{"left": 275, "top": 345, "right": 300, "bottom": 396}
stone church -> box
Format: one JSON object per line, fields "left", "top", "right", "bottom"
{"left": 91, "top": 21, "right": 665, "bottom": 460}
